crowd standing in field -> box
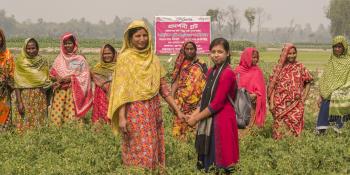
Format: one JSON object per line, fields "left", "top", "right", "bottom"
{"left": 0, "top": 19, "right": 349, "bottom": 174}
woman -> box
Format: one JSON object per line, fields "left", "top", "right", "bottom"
{"left": 187, "top": 38, "right": 239, "bottom": 173}
{"left": 50, "top": 33, "right": 92, "bottom": 126}
{"left": 268, "top": 43, "right": 313, "bottom": 139}
{"left": 107, "top": 20, "right": 184, "bottom": 169}
{"left": 13, "top": 38, "right": 51, "bottom": 131}
{"left": 91, "top": 44, "right": 116, "bottom": 124}
{"left": 317, "top": 35, "right": 350, "bottom": 133}
{"left": 0, "top": 28, "right": 14, "bottom": 131}
{"left": 234, "top": 47, "right": 266, "bottom": 136}
{"left": 171, "top": 41, "right": 207, "bottom": 139}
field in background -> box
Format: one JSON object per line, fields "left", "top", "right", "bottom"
{"left": 2, "top": 41, "right": 349, "bottom": 174}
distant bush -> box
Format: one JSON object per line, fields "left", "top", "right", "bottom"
{"left": 230, "top": 40, "right": 256, "bottom": 51}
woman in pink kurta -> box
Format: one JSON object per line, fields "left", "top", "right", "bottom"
{"left": 91, "top": 44, "right": 116, "bottom": 123}
{"left": 187, "top": 38, "right": 239, "bottom": 173}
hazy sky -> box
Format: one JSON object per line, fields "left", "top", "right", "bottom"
{"left": 2, "top": 0, "right": 330, "bottom": 30}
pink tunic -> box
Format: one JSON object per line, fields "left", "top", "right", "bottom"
{"left": 198, "top": 65, "right": 239, "bottom": 170}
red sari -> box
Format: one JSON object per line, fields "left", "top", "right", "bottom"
{"left": 268, "top": 44, "right": 313, "bottom": 139}
{"left": 234, "top": 47, "right": 266, "bottom": 127}
{"left": 171, "top": 41, "right": 207, "bottom": 138}
{"left": 91, "top": 44, "right": 115, "bottom": 123}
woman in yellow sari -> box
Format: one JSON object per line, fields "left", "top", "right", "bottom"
{"left": 13, "top": 38, "right": 51, "bottom": 131}
{"left": 0, "top": 28, "right": 14, "bottom": 131}
{"left": 108, "top": 20, "right": 184, "bottom": 169}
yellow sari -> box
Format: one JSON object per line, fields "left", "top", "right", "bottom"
{"left": 107, "top": 20, "right": 166, "bottom": 135}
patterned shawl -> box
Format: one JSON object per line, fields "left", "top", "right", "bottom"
{"left": 319, "top": 35, "right": 350, "bottom": 100}
{"left": 91, "top": 44, "right": 116, "bottom": 86}
{"left": 320, "top": 36, "right": 350, "bottom": 116}
{"left": 14, "top": 38, "right": 51, "bottom": 88}
{"left": 50, "top": 32, "right": 92, "bottom": 117}
{"left": 107, "top": 20, "right": 166, "bottom": 135}
{"left": 171, "top": 41, "right": 198, "bottom": 82}
{"left": 267, "top": 43, "right": 295, "bottom": 99}
{"left": 234, "top": 47, "right": 266, "bottom": 127}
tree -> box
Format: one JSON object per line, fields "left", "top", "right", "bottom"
{"left": 244, "top": 8, "right": 256, "bottom": 33}
{"left": 206, "top": 8, "right": 226, "bottom": 37}
{"left": 255, "top": 7, "right": 270, "bottom": 48}
{"left": 226, "top": 6, "right": 240, "bottom": 40}
{"left": 326, "top": 0, "right": 350, "bottom": 37}
{"left": 286, "top": 19, "right": 298, "bottom": 42}
{"left": 206, "top": 9, "right": 219, "bottom": 22}
{"left": 216, "top": 9, "right": 228, "bottom": 37}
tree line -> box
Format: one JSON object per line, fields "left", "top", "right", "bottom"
{"left": 1, "top": 0, "right": 348, "bottom": 43}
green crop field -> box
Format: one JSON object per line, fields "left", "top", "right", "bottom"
{"left": 1, "top": 44, "right": 349, "bottom": 174}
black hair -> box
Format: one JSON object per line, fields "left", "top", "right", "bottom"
{"left": 209, "top": 38, "right": 231, "bottom": 64}
{"left": 64, "top": 35, "right": 75, "bottom": 45}
{"left": 27, "top": 38, "right": 39, "bottom": 49}
{"left": 104, "top": 44, "right": 116, "bottom": 56}
{"left": 128, "top": 27, "right": 147, "bottom": 41}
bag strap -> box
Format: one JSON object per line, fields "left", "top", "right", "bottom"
{"left": 228, "top": 95, "right": 234, "bottom": 106}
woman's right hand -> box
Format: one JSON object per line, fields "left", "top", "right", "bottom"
{"left": 17, "top": 101, "right": 25, "bottom": 117}
{"left": 119, "top": 116, "right": 128, "bottom": 134}
{"left": 269, "top": 100, "right": 274, "bottom": 112}
{"left": 317, "top": 96, "right": 322, "bottom": 108}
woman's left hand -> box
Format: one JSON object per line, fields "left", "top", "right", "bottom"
{"left": 177, "top": 111, "right": 187, "bottom": 121}
{"left": 59, "top": 76, "right": 71, "bottom": 83}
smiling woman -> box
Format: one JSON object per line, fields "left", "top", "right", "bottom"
{"left": 49, "top": 33, "right": 93, "bottom": 126}
{"left": 91, "top": 44, "right": 117, "bottom": 124}
{"left": 268, "top": 43, "right": 313, "bottom": 139}
{"left": 107, "top": 20, "right": 185, "bottom": 170}
{"left": 317, "top": 35, "right": 350, "bottom": 133}
{"left": 13, "top": 38, "right": 51, "bottom": 132}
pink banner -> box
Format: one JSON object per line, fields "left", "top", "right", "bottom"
{"left": 155, "top": 16, "right": 211, "bottom": 54}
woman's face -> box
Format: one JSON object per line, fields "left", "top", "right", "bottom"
{"left": 287, "top": 47, "right": 297, "bottom": 63}
{"left": 333, "top": 43, "right": 344, "bottom": 57}
{"left": 102, "top": 47, "right": 115, "bottom": 63}
{"left": 251, "top": 50, "right": 259, "bottom": 66}
{"left": 184, "top": 42, "right": 196, "bottom": 60}
{"left": 63, "top": 39, "right": 75, "bottom": 53}
{"left": 26, "top": 41, "right": 38, "bottom": 57}
{"left": 130, "top": 28, "right": 148, "bottom": 50}
{"left": 210, "top": 44, "right": 229, "bottom": 66}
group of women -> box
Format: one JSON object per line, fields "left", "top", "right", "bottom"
{"left": 0, "top": 30, "right": 116, "bottom": 132}
{"left": 0, "top": 19, "right": 349, "bottom": 173}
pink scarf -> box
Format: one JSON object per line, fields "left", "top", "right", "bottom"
{"left": 234, "top": 47, "right": 266, "bottom": 127}
{"left": 50, "top": 33, "right": 92, "bottom": 117}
